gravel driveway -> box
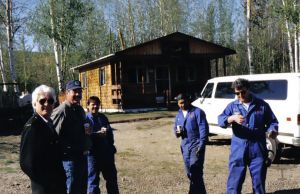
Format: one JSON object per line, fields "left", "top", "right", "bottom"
{"left": 0, "top": 118, "right": 300, "bottom": 194}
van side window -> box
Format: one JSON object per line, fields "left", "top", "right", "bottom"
{"left": 215, "top": 82, "right": 235, "bottom": 99}
{"left": 201, "top": 83, "right": 214, "bottom": 98}
{"left": 250, "top": 80, "right": 287, "bottom": 100}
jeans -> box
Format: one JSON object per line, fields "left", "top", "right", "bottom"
{"left": 63, "top": 155, "right": 88, "bottom": 194}
{"left": 87, "top": 152, "right": 119, "bottom": 194}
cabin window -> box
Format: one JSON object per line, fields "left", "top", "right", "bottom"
{"left": 201, "top": 83, "right": 214, "bottom": 98}
{"left": 99, "top": 68, "right": 106, "bottom": 86}
{"left": 127, "top": 67, "right": 148, "bottom": 83}
{"left": 176, "top": 66, "right": 196, "bottom": 82}
{"left": 111, "top": 63, "right": 121, "bottom": 85}
{"left": 156, "top": 66, "right": 168, "bottom": 80}
{"left": 137, "top": 67, "right": 148, "bottom": 83}
{"left": 112, "top": 99, "right": 121, "bottom": 105}
{"left": 82, "top": 72, "right": 88, "bottom": 88}
{"left": 148, "top": 68, "right": 155, "bottom": 83}
{"left": 128, "top": 68, "right": 137, "bottom": 83}
{"left": 187, "top": 66, "right": 196, "bottom": 81}
{"left": 176, "top": 66, "right": 185, "bottom": 82}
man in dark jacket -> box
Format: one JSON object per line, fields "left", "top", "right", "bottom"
{"left": 20, "top": 85, "right": 66, "bottom": 194}
{"left": 51, "top": 80, "right": 90, "bottom": 194}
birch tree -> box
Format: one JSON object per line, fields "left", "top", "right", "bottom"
{"left": 5, "top": 0, "right": 19, "bottom": 92}
{"left": 29, "top": 0, "right": 90, "bottom": 91}
{"left": 278, "top": 0, "right": 300, "bottom": 72}
{"left": 281, "top": 0, "right": 294, "bottom": 72}
{"left": 77, "top": 1, "right": 111, "bottom": 60}
{"left": 0, "top": 40, "right": 7, "bottom": 91}
{"left": 127, "top": 0, "right": 136, "bottom": 46}
{"left": 246, "top": 0, "right": 254, "bottom": 74}
{"left": 49, "top": 0, "right": 63, "bottom": 91}
{"left": 293, "top": 2, "right": 299, "bottom": 72}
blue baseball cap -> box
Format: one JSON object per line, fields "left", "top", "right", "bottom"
{"left": 66, "top": 80, "right": 82, "bottom": 90}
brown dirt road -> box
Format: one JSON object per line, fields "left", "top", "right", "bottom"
{"left": 1, "top": 117, "right": 300, "bottom": 194}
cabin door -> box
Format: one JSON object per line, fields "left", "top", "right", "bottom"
{"left": 155, "top": 66, "right": 170, "bottom": 103}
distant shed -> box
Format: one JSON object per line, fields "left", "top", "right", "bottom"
{"left": 72, "top": 32, "right": 236, "bottom": 111}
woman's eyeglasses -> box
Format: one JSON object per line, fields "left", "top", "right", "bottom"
{"left": 38, "top": 98, "right": 55, "bottom": 105}
{"left": 234, "top": 90, "right": 246, "bottom": 96}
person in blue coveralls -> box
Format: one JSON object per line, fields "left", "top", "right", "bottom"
{"left": 173, "top": 93, "right": 209, "bottom": 194}
{"left": 86, "top": 96, "right": 119, "bottom": 194}
{"left": 218, "top": 78, "right": 278, "bottom": 194}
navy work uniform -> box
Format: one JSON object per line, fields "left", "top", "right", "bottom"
{"left": 86, "top": 112, "right": 119, "bottom": 194}
{"left": 174, "top": 106, "right": 209, "bottom": 194}
{"left": 218, "top": 95, "right": 278, "bottom": 194}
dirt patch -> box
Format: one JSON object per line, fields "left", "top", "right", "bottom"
{"left": 1, "top": 118, "right": 300, "bottom": 193}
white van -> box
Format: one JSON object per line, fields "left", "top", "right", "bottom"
{"left": 192, "top": 73, "right": 300, "bottom": 161}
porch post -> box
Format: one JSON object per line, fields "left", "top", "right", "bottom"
{"left": 223, "top": 57, "right": 226, "bottom": 76}
{"left": 168, "top": 63, "right": 171, "bottom": 105}
{"left": 215, "top": 59, "right": 219, "bottom": 77}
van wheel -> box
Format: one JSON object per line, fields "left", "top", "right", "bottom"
{"left": 273, "top": 143, "right": 283, "bottom": 163}
{"left": 266, "top": 137, "right": 280, "bottom": 163}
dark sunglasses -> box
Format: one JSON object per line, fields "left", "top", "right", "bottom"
{"left": 234, "top": 90, "right": 247, "bottom": 96}
{"left": 39, "top": 98, "right": 55, "bottom": 105}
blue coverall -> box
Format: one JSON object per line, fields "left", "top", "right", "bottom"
{"left": 218, "top": 95, "right": 278, "bottom": 194}
{"left": 174, "top": 106, "right": 209, "bottom": 194}
{"left": 86, "top": 113, "right": 119, "bottom": 194}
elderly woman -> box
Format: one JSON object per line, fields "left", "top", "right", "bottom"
{"left": 20, "top": 85, "right": 66, "bottom": 194}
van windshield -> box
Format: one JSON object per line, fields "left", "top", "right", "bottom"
{"left": 215, "top": 80, "right": 287, "bottom": 100}
{"left": 201, "top": 83, "right": 214, "bottom": 98}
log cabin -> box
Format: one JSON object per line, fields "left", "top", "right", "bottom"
{"left": 71, "top": 32, "right": 235, "bottom": 112}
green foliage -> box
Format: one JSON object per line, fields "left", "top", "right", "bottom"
{"left": 1, "top": 0, "right": 299, "bottom": 92}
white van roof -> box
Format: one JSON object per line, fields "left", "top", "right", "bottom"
{"left": 208, "top": 72, "right": 300, "bottom": 82}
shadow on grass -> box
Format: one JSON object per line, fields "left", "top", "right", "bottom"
{"left": 207, "top": 135, "right": 300, "bottom": 165}
{"left": 0, "top": 128, "right": 22, "bottom": 136}
{"left": 207, "top": 135, "right": 231, "bottom": 146}
{"left": 269, "top": 188, "right": 300, "bottom": 194}
{"left": 273, "top": 147, "right": 300, "bottom": 165}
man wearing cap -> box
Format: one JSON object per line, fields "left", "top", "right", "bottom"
{"left": 51, "top": 80, "right": 90, "bottom": 194}
{"left": 173, "top": 93, "right": 209, "bottom": 194}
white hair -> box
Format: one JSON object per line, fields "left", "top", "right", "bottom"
{"left": 31, "top": 85, "right": 56, "bottom": 108}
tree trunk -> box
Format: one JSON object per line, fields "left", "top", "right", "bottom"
{"left": 0, "top": 42, "right": 8, "bottom": 92}
{"left": 298, "top": 11, "right": 300, "bottom": 72}
{"left": 20, "top": 33, "right": 28, "bottom": 92}
{"left": 246, "top": 0, "right": 254, "bottom": 74}
{"left": 50, "top": 0, "right": 64, "bottom": 91}
{"left": 127, "top": 0, "right": 136, "bottom": 46}
{"left": 6, "top": 0, "right": 19, "bottom": 92}
{"left": 118, "top": 29, "right": 126, "bottom": 50}
{"left": 282, "top": 0, "right": 294, "bottom": 72}
{"left": 294, "top": 28, "right": 298, "bottom": 72}
{"left": 294, "top": 2, "right": 299, "bottom": 72}
{"left": 158, "top": 0, "right": 165, "bottom": 36}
